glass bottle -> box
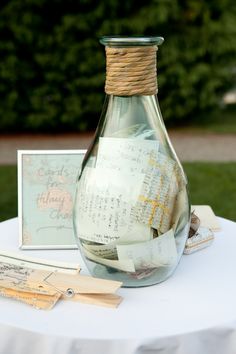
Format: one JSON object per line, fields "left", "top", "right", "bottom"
{"left": 73, "top": 36, "right": 190, "bottom": 287}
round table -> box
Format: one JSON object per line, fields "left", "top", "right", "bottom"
{"left": 0, "top": 217, "right": 236, "bottom": 354}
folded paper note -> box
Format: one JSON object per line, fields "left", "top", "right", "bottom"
{"left": 117, "top": 229, "right": 177, "bottom": 270}
{"left": 75, "top": 166, "right": 150, "bottom": 244}
{"left": 191, "top": 205, "right": 220, "bottom": 231}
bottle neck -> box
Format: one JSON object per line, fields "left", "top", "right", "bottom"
{"left": 101, "top": 95, "right": 163, "bottom": 139}
{"left": 104, "top": 46, "right": 158, "bottom": 96}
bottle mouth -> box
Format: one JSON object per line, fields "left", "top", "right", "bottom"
{"left": 100, "top": 36, "right": 164, "bottom": 47}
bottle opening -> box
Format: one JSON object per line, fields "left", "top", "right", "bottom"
{"left": 100, "top": 36, "right": 164, "bottom": 47}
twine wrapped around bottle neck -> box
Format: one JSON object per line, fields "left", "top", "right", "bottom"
{"left": 105, "top": 46, "right": 158, "bottom": 96}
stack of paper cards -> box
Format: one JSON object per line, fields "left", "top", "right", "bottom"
{"left": 184, "top": 206, "right": 219, "bottom": 254}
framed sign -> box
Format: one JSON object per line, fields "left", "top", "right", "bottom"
{"left": 18, "top": 150, "right": 86, "bottom": 249}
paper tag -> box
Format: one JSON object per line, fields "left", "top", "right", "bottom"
{"left": 0, "top": 250, "right": 80, "bottom": 274}
{"left": 0, "top": 262, "right": 57, "bottom": 295}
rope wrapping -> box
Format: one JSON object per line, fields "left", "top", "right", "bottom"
{"left": 105, "top": 46, "right": 158, "bottom": 96}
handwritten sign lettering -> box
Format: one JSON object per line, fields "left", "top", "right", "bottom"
{"left": 18, "top": 150, "right": 86, "bottom": 249}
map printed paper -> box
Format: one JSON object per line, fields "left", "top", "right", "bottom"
{"left": 0, "top": 286, "right": 61, "bottom": 310}
{"left": 132, "top": 152, "right": 179, "bottom": 234}
{"left": 0, "top": 262, "right": 56, "bottom": 295}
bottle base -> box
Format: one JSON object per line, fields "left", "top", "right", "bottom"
{"left": 89, "top": 261, "right": 179, "bottom": 288}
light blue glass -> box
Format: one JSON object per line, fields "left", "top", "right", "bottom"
{"left": 73, "top": 37, "right": 190, "bottom": 287}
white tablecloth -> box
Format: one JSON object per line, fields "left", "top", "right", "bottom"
{"left": 0, "top": 217, "right": 236, "bottom": 354}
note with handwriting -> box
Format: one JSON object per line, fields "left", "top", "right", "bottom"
{"left": 83, "top": 248, "right": 136, "bottom": 272}
{"left": 74, "top": 166, "right": 151, "bottom": 244}
{"left": 82, "top": 224, "right": 153, "bottom": 260}
{"left": 96, "top": 137, "right": 159, "bottom": 174}
{"left": 18, "top": 150, "right": 86, "bottom": 249}
{"left": 117, "top": 229, "right": 177, "bottom": 270}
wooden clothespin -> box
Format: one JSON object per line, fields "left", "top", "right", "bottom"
{"left": 42, "top": 272, "right": 123, "bottom": 308}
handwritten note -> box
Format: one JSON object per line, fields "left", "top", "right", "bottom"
{"left": 117, "top": 229, "right": 177, "bottom": 270}
{"left": 19, "top": 151, "right": 85, "bottom": 248}
{"left": 83, "top": 248, "right": 136, "bottom": 272}
{"left": 74, "top": 166, "right": 152, "bottom": 244}
{"left": 96, "top": 137, "right": 159, "bottom": 174}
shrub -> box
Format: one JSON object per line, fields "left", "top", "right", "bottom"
{"left": 0, "top": 0, "right": 235, "bottom": 132}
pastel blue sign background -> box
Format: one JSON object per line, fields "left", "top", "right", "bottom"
{"left": 19, "top": 151, "right": 86, "bottom": 248}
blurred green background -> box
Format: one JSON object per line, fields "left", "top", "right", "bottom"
{"left": 0, "top": 0, "right": 236, "bottom": 132}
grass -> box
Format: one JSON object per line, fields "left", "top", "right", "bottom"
{"left": 0, "top": 163, "right": 235, "bottom": 223}
{"left": 170, "top": 105, "right": 236, "bottom": 134}
{"left": 184, "top": 162, "right": 236, "bottom": 221}
{"left": 0, "top": 166, "right": 17, "bottom": 222}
